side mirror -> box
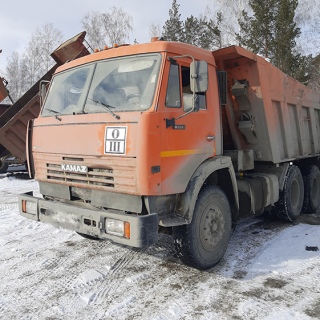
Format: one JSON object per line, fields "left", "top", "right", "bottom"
{"left": 39, "top": 80, "right": 49, "bottom": 106}
{"left": 190, "top": 61, "right": 208, "bottom": 93}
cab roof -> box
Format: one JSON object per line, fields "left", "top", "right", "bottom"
{"left": 56, "top": 40, "right": 216, "bottom": 73}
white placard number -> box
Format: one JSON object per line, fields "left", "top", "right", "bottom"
{"left": 105, "top": 127, "right": 127, "bottom": 154}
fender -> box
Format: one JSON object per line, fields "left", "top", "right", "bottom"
{"left": 176, "top": 156, "right": 239, "bottom": 224}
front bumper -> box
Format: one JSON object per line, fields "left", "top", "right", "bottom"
{"left": 19, "top": 191, "right": 158, "bottom": 248}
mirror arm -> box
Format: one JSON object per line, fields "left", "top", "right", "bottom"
{"left": 167, "top": 55, "right": 205, "bottom": 121}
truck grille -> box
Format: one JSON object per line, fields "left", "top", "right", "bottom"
{"left": 46, "top": 164, "right": 115, "bottom": 187}
{"left": 34, "top": 154, "right": 137, "bottom": 194}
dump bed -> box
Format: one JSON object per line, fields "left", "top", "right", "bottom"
{"left": 213, "top": 46, "right": 320, "bottom": 164}
{"left": 0, "top": 32, "right": 90, "bottom": 162}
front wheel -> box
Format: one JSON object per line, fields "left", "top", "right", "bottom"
{"left": 173, "top": 185, "right": 232, "bottom": 270}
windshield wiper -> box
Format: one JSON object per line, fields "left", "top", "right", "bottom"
{"left": 44, "top": 108, "right": 62, "bottom": 121}
{"left": 88, "top": 98, "right": 120, "bottom": 120}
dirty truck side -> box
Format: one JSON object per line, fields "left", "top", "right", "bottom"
{"left": 19, "top": 39, "right": 320, "bottom": 269}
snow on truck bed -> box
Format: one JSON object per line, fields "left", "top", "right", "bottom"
{"left": 0, "top": 172, "right": 320, "bottom": 320}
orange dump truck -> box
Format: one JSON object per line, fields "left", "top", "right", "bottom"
{"left": 19, "top": 39, "right": 320, "bottom": 269}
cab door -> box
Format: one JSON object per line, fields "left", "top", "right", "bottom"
{"left": 159, "top": 56, "right": 218, "bottom": 194}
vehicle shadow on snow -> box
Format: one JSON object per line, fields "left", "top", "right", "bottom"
{"left": 217, "top": 211, "right": 320, "bottom": 279}
{"left": 297, "top": 211, "right": 320, "bottom": 225}
{"left": 147, "top": 210, "right": 320, "bottom": 278}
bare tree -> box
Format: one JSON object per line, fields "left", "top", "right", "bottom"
{"left": 102, "top": 7, "right": 133, "bottom": 45}
{"left": 4, "top": 52, "right": 23, "bottom": 102}
{"left": 33, "top": 23, "right": 63, "bottom": 73}
{"left": 295, "top": 0, "right": 320, "bottom": 55}
{"left": 81, "top": 11, "right": 107, "bottom": 49}
{"left": 206, "top": 0, "right": 249, "bottom": 47}
{"left": 81, "top": 7, "right": 133, "bottom": 49}
{"left": 308, "top": 54, "right": 320, "bottom": 91}
{"left": 149, "top": 23, "right": 162, "bottom": 39}
{"left": 21, "top": 23, "right": 62, "bottom": 92}
{"left": 5, "top": 23, "right": 63, "bottom": 100}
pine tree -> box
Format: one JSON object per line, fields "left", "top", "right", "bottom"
{"left": 237, "top": 0, "right": 309, "bottom": 83}
{"left": 184, "top": 15, "right": 220, "bottom": 50}
{"left": 273, "top": 0, "right": 300, "bottom": 74}
{"left": 162, "top": 0, "right": 184, "bottom": 42}
{"left": 184, "top": 15, "right": 200, "bottom": 46}
{"left": 199, "top": 17, "right": 221, "bottom": 50}
{"left": 162, "top": 1, "right": 221, "bottom": 50}
{"left": 237, "top": 0, "right": 278, "bottom": 59}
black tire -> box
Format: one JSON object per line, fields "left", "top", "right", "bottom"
{"left": 273, "top": 165, "right": 304, "bottom": 221}
{"left": 76, "top": 232, "right": 101, "bottom": 240}
{"left": 173, "top": 185, "right": 232, "bottom": 270}
{"left": 0, "top": 159, "right": 9, "bottom": 173}
{"left": 302, "top": 165, "right": 320, "bottom": 213}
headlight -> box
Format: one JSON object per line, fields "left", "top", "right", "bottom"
{"left": 105, "top": 218, "right": 130, "bottom": 239}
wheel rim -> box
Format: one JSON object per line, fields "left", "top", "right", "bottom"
{"left": 200, "top": 203, "right": 225, "bottom": 251}
{"left": 311, "top": 175, "right": 320, "bottom": 204}
{"left": 291, "top": 179, "right": 300, "bottom": 210}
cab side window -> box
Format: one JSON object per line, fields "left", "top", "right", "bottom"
{"left": 165, "top": 63, "right": 181, "bottom": 108}
{"left": 181, "top": 66, "right": 206, "bottom": 112}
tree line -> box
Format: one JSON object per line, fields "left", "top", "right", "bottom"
{"left": 1, "top": 0, "right": 320, "bottom": 101}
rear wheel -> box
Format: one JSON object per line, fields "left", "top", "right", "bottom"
{"left": 273, "top": 165, "right": 304, "bottom": 221}
{"left": 302, "top": 165, "right": 320, "bottom": 213}
{"left": 173, "top": 185, "right": 232, "bottom": 270}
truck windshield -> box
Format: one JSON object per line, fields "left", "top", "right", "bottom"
{"left": 42, "top": 53, "right": 161, "bottom": 117}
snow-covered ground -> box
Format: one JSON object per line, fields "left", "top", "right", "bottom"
{"left": 1, "top": 171, "right": 320, "bottom": 320}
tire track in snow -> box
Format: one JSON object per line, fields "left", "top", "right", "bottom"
{"left": 92, "top": 248, "right": 145, "bottom": 305}
{"left": 90, "top": 234, "right": 176, "bottom": 307}
{"left": 0, "top": 236, "right": 117, "bottom": 319}
{"left": 72, "top": 236, "right": 174, "bottom": 320}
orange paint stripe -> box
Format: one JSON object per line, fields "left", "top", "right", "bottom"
{"left": 160, "top": 149, "right": 211, "bottom": 158}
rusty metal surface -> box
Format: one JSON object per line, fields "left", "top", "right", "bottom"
{"left": 0, "top": 78, "right": 8, "bottom": 102}
{"left": 0, "top": 104, "right": 12, "bottom": 158}
{"left": 0, "top": 66, "right": 58, "bottom": 161}
{"left": 51, "top": 31, "right": 89, "bottom": 64}
{"left": 0, "top": 103, "right": 10, "bottom": 117}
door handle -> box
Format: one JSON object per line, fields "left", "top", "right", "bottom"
{"left": 206, "top": 135, "right": 215, "bottom": 141}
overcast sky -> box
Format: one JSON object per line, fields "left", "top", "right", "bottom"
{"left": 0, "top": 0, "right": 211, "bottom": 71}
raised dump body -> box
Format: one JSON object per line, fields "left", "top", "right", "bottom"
{"left": 213, "top": 46, "right": 320, "bottom": 164}
{"left": 0, "top": 32, "right": 90, "bottom": 162}
{"left": 0, "top": 78, "right": 9, "bottom": 102}
{"left": 0, "top": 32, "right": 90, "bottom": 169}
{"left": 0, "top": 65, "right": 58, "bottom": 162}
{"left": 0, "top": 104, "right": 10, "bottom": 117}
